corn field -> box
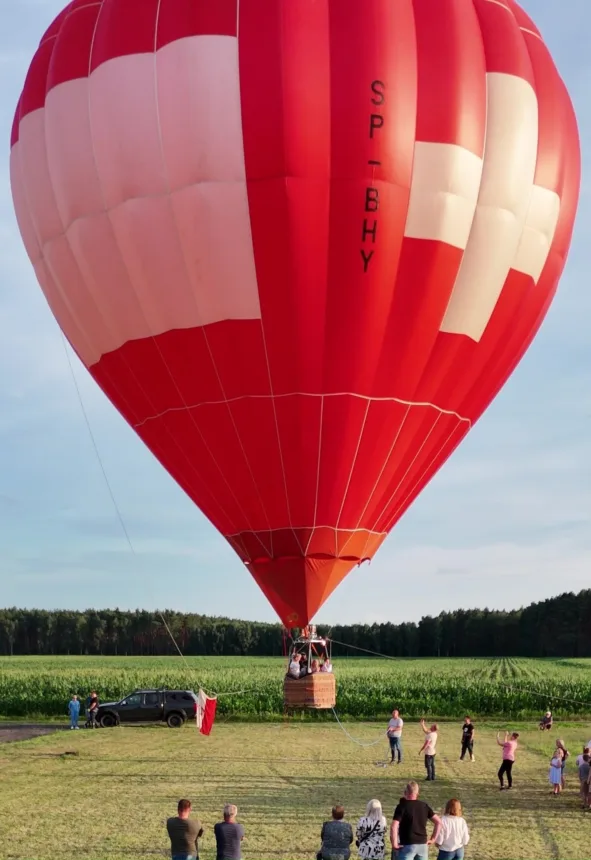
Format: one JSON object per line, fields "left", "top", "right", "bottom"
{"left": 1, "top": 655, "right": 590, "bottom": 719}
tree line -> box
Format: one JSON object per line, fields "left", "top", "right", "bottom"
{"left": 0, "top": 589, "right": 590, "bottom": 657}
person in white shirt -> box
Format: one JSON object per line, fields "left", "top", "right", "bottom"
{"left": 288, "top": 653, "right": 301, "bottom": 678}
{"left": 576, "top": 746, "right": 590, "bottom": 767}
{"left": 386, "top": 709, "right": 404, "bottom": 763}
{"left": 419, "top": 719, "right": 439, "bottom": 781}
{"left": 320, "top": 659, "right": 333, "bottom": 673}
{"left": 435, "top": 798, "right": 470, "bottom": 860}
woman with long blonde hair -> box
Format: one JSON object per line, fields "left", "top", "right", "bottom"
{"left": 435, "top": 799, "right": 470, "bottom": 860}
{"left": 355, "top": 799, "right": 387, "bottom": 859}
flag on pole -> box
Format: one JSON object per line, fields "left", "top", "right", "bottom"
{"left": 196, "top": 688, "right": 217, "bottom": 736}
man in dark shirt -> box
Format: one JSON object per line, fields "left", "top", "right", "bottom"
{"left": 214, "top": 803, "right": 245, "bottom": 860}
{"left": 390, "top": 781, "right": 441, "bottom": 860}
{"left": 167, "top": 798, "right": 203, "bottom": 860}
{"left": 460, "top": 715, "right": 475, "bottom": 762}
{"left": 87, "top": 691, "right": 99, "bottom": 728}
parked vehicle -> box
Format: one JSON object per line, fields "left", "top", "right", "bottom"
{"left": 96, "top": 689, "right": 198, "bottom": 728}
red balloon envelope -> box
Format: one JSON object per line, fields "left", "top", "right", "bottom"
{"left": 10, "top": 0, "right": 580, "bottom": 626}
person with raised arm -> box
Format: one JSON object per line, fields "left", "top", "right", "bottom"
{"left": 419, "top": 719, "right": 438, "bottom": 781}
{"left": 496, "top": 731, "right": 519, "bottom": 790}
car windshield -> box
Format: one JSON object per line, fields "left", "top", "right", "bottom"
{"left": 120, "top": 694, "right": 142, "bottom": 707}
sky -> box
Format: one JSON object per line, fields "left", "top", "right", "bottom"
{"left": 0, "top": 0, "right": 589, "bottom": 626}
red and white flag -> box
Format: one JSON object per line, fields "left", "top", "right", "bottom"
{"left": 196, "top": 689, "right": 217, "bottom": 736}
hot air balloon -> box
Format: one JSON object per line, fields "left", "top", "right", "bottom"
{"left": 10, "top": 0, "right": 580, "bottom": 639}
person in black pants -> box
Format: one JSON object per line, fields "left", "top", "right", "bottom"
{"left": 497, "top": 731, "right": 519, "bottom": 790}
{"left": 460, "top": 716, "right": 475, "bottom": 762}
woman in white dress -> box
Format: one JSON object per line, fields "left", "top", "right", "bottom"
{"left": 355, "top": 799, "right": 387, "bottom": 859}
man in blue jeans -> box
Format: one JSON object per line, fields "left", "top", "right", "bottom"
{"left": 387, "top": 709, "right": 404, "bottom": 763}
{"left": 167, "top": 798, "right": 203, "bottom": 860}
{"left": 390, "top": 781, "right": 441, "bottom": 860}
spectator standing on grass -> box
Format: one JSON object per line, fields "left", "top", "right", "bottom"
{"left": 387, "top": 709, "right": 404, "bottom": 764}
{"left": 496, "top": 731, "right": 519, "bottom": 790}
{"left": 167, "top": 799, "right": 203, "bottom": 860}
{"left": 214, "top": 804, "right": 244, "bottom": 860}
{"left": 391, "top": 780, "right": 441, "bottom": 860}
{"left": 87, "top": 690, "right": 99, "bottom": 728}
{"left": 68, "top": 694, "right": 80, "bottom": 729}
{"left": 459, "top": 717, "right": 475, "bottom": 762}
{"left": 555, "top": 738, "right": 569, "bottom": 789}
{"left": 319, "top": 805, "right": 353, "bottom": 860}
{"left": 549, "top": 749, "right": 564, "bottom": 796}
{"left": 435, "top": 799, "right": 470, "bottom": 860}
{"left": 419, "top": 719, "right": 438, "bottom": 781}
{"left": 355, "top": 799, "right": 387, "bottom": 859}
{"left": 578, "top": 753, "right": 591, "bottom": 807}
{"left": 576, "top": 746, "right": 590, "bottom": 767}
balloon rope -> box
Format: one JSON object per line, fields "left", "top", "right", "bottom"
{"left": 60, "top": 335, "right": 136, "bottom": 557}
{"left": 59, "top": 333, "right": 208, "bottom": 688}
{"left": 60, "top": 333, "right": 289, "bottom": 701}
{"left": 331, "top": 637, "right": 591, "bottom": 708}
{"left": 330, "top": 638, "right": 399, "bottom": 660}
{"left": 331, "top": 708, "right": 384, "bottom": 747}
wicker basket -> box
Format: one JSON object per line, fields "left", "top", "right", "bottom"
{"left": 284, "top": 672, "right": 336, "bottom": 710}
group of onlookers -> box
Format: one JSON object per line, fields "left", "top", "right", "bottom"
{"left": 551, "top": 740, "right": 591, "bottom": 807}
{"left": 288, "top": 652, "right": 333, "bottom": 677}
{"left": 167, "top": 800, "right": 244, "bottom": 860}
{"left": 164, "top": 723, "right": 591, "bottom": 860}
{"left": 67, "top": 691, "right": 99, "bottom": 729}
{"left": 167, "top": 787, "right": 469, "bottom": 860}
{"left": 319, "top": 785, "right": 469, "bottom": 860}
{"left": 386, "top": 711, "right": 474, "bottom": 782}
{"left": 386, "top": 709, "right": 591, "bottom": 806}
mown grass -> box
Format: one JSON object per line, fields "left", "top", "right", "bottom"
{"left": 1, "top": 719, "right": 590, "bottom": 860}
{"left": 1, "top": 656, "right": 591, "bottom": 719}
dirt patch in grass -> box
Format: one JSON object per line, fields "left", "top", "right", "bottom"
{"left": 0, "top": 725, "right": 62, "bottom": 744}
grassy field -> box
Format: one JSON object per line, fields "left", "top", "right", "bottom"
{"left": 1, "top": 656, "right": 591, "bottom": 719}
{"left": 1, "top": 719, "right": 590, "bottom": 860}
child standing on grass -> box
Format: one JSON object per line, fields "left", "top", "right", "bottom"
{"left": 578, "top": 754, "right": 590, "bottom": 808}
{"left": 549, "top": 749, "right": 563, "bottom": 795}
{"left": 68, "top": 694, "right": 80, "bottom": 730}
{"left": 555, "top": 739, "right": 569, "bottom": 789}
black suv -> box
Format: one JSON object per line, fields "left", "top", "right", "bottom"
{"left": 96, "top": 689, "right": 198, "bottom": 728}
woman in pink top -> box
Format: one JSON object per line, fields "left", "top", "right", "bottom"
{"left": 496, "top": 731, "right": 519, "bottom": 790}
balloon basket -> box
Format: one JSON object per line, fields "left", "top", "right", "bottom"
{"left": 283, "top": 673, "right": 336, "bottom": 710}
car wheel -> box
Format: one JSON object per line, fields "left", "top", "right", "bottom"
{"left": 100, "top": 713, "right": 118, "bottom": 728}
{"left": 167, "top": 712, "right": 184, "bottom": 728}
